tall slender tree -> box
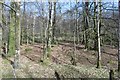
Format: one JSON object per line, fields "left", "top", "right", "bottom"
{"left": 93, "top": 0, "right": 98, "bottom": 50}
{"left": 20, "top": 1, "right": 26, "bottom": 45}
{"left": 2, "top": 1, "right": 8, "bottom": 54}
{"left": 8, "top": 2, "right": 16, "bottom": 55}
{"left": 0, "top": 1, "right": 3, "bottom": 55}
{"left": 14, "top": 1, "right": 21, "bottom": 68}
{"left": 52, "top": 2, "right": 56, "bottom": 44}
{"left": 41, "top": 2, "right": 46, "bottom": 60}
{"left": 118, "top": 0, "right": 120, "bottom": 76}
{"left": 75, "top": 0, "right": 79, "bottom": 44}
{"left": 26, "top": 17, "right": 29, "bottom": 45}
{"left": 43, "top": 2, "right": 52, "bottom": 59}
{"left": 97, "top": 0, "right": 102, "bottom": 68}
{"left": 32, "top": 14, "right": 35, "bottom": 44}
{"left": 84, "top": 1, "right": 89, "bottom": 50}
{"left": 46, "top": 2, "right": 52, "bottom": 57}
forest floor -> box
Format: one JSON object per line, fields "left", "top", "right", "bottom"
{"left": 1, "top": 42, "right": 119, "bottom": 78}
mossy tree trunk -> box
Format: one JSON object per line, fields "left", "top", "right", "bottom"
{"left": 0, "top": 1, "right": 3, "bottom": 55}
{"left": 14, "top": 2, "right": 21, "bottom": 69}
{"left": 2, "top": 1, "right": 8, "bottom": 55}
{"left": 1, "top": 1, "right": 4, "bottom": 46}
{"left": 8, "top": 1, "right": 21, "bottom": 68}
{"left": 8, "top": 2, "right": 16, "bottom": 55}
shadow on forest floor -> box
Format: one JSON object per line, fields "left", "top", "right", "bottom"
{"left": 58, "top": 42, "right": 85, "bottom": 50}
{"left": 102, "top": 51, "right": 117, "bottom": 57}
{"left": 2, "top": 53, "right": 14, "bottom": 67}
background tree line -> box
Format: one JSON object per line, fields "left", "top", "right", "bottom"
{"left": 0, "top": 0, "right": 120, "bottom": 78}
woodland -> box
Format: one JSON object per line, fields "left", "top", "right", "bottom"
{"left": 0, "top": 0, "right": 120, "bottom": 79}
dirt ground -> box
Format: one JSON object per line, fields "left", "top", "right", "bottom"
{"left": 1, "top": 43, "right": 118, "bottom": 78}
{"left": 21, "top": 43, "right": 118, "bottom": 69}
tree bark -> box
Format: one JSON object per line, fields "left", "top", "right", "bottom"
{"left": 47, "top": 2, "right": 52, "bottom": 55}
{"left": 43, "top": 2, "right": 53, "bottom": 59}
{"left": 14, "top": 2, "right": 21, "bottom": 69}
{"left": 32, "top": 15, "right": 35, "bottom": 44}
{"left": 8, "top": 2, "right": 16, "bottom": 55}
{"left": 84, "top": 1, "right": 89, "bottom": 50}
{"left": 52, "top": 2, "right": 56, "bottom": 44}
{"left": 20, "top": 1, "right": 26, "bottom": 45}
{"left": 93, "top": 1, "right": 98, "bottom": 50}
{"left": 97, "top": 0, "right": 102, "bottom": 68}
{"left": 75, "top": 1, "right": 79, "bottom": 44}
{"left": 26, "top": 17, "right": 29, "bottom": 45}
{"left": 118, "top": 0, "right": 120, "bottom": 77}
{"left": 0, "top": 1, "right": 3, "bottom": 55}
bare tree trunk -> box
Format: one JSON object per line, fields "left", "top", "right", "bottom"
{"left": 48, "top": 2, "right": 53, "bottom": 54}
{"left": 43, "top": 2, "right": 52, "bottom": 59}
{"left": 118, "top": 0, "right": 120, "bottom": 77}
{"left": 43, "top": 20, "right": 48, "bottom": 60}
{"left": 42, "top": 3, "right": 44, "bottom": 45}
{"left": 2, "top": 2, "right": 4, "bottom": 46}
{"left": 93, "top": 1, "right": 98, "bottom": 50}
{"left": 109, "top": 69, "right": 114, "bottom": 80}
{"left": 21, "top": 1, "right": 26, "bottom": 45}
{"left": 0, "top": 2, "right": 3, "bottom": 78}
{"left": 2, "top": 2, "right": 8, "bottom": 55}
{"left": 84, "top": 1, "right": 89, "bottom": 50}
{"left": 26, "top": 18, "right": 29, "bottom": 45}
{"left": 97, "top": 0, "right": 102, "bottom": 68}
{"left": 14, "top": 2, "right": 21, "bottom": 69}
{"left": 75, "top": 1, "right": 79, "bottom": 44}
{"left": 81, "top": 1, "right": 83, "bottom": 44}
{"left": 32, "top": 15, "right": 35, "bottom": 44}
{"left": 41, "top": 2, "right": 45, "bottom": 60}
{"left": 73, "top": 31, "right": 76, "bottom": 65}
{"left": 112, "top": 0, "right": 114, "bottom": 18}
{"left": 8, "top": 2, "right": 16, "bottom": 55}
{"left": 0, "top": 1, "right": 3, "bottom": 55}
{"left": 52, "top": 2, "right": 56, "bottom": 44}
